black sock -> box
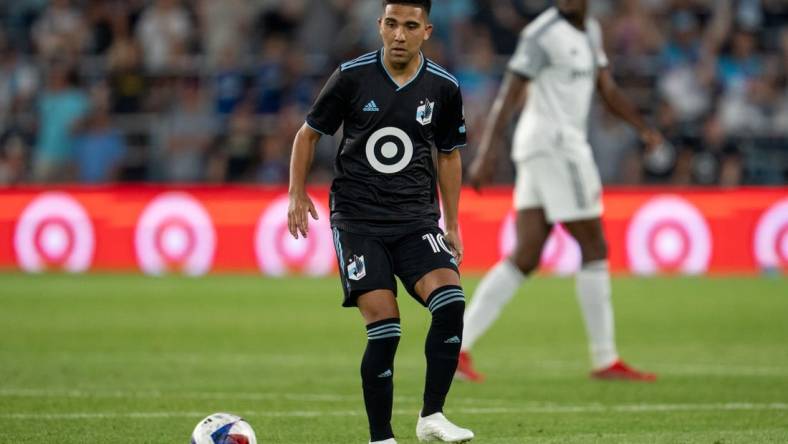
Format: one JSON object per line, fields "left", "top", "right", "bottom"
{"left": 422, "top": 286, "right": 465, "bottom": 417}
{"left": 361, "top": 318, "right": 401, "bottom": 441}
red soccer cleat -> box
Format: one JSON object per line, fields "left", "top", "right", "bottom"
{"left": 455, "top": 351, "right": 485, "bottom": 383}
{"left": 591, "top": 360, "right": 657, "bottom": 382}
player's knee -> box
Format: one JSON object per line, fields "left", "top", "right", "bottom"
{"left": 579, "top": 238, "right": 608, "bottom": 263}
{"left": 510, "top": 248, "right": 540, "bottom": 275}
{"left": 426, "top": 285, "right": 465, "bottom": 329}
{"left": 361, "top": 306, "right": 399, "bottom": 323}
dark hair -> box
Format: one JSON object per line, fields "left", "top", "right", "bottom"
{"left": 382, "top": 0, "right": 431, "bottom": 15}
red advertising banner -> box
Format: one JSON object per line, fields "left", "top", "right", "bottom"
{"left": 0, "top": 186, "right": 785, "bottom": 276}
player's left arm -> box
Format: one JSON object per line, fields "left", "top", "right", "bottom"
{"left": 437, "top": 149, "right": 463, "bottom": 265}
{"left": 596, "top": 68, "right": 663, "bottom": 150}
{"left": 435, "top": 84, "right": 467, "bottom": 265}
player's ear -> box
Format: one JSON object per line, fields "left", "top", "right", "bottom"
{"left": 423, "top": 22, "right": 433, "bottom": 41}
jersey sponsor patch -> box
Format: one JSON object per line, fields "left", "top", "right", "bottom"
{"left": 365, "top": 126, "right": 414, "bottom": 174}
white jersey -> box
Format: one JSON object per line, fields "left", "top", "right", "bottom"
{"left": 508, "top": 7, "right": 608, "bottom": 161}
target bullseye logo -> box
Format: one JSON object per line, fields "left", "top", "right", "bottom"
{"left": 753, "top": 198, "right": 788, "bottom": 270}
{"left": 14, "top": 193, "right": 95, "bottom": 273}
{"left": 135, "top": 193, "right": 216, "bottom": 276}
{"left": 153, "top": 217, "right": 197, "bottom": 265}
{"left": 627, "top": 195, "right": 711, "bottom": 275}
{"left": 365, "top": 126, "right": 414, "bottom": 174}
{"left": 499, "top": 211, "right": 580, "bottom": 275}
{"left": 255, "top": 195, "right": 334, "bottom": 276}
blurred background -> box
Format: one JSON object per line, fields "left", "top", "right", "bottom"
{"left": 0, "top": 0, "right": 785, "bottom": 187}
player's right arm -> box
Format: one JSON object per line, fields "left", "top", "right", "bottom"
{"left": 287, "top": 67, "right": 349, "bottom": 239}
{"left": 468, "top": 72, "right": 529, "bottom": 191}
{"left": 288, "top": 124, "right": 321, "bottom": 239}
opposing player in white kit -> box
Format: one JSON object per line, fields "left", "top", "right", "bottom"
{"left": 458, "top": 0, "right": 662, "bottom": 382}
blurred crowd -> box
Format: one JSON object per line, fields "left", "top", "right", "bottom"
{"left": 0, "top": 0, "right": 786, "bottom": 186}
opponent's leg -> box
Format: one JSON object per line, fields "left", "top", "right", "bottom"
{"left": 458, "top": 208, "right": 551, "bottom": 381}
{"left": 563, "top": 218, "right": 656, "bottom": 381}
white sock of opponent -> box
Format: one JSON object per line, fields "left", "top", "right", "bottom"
{"left": 575, "top": 260, "right": 618, "bottom": 369}
{"left": 462, "top": 260, "right": 525, "bottom": 351}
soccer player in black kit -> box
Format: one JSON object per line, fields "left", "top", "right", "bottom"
{"left": 287, "top": 1, "right": 474, "bottom": 443}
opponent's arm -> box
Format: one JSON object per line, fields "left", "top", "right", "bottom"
{"left": 437, "top": 149, "right": 463, "bottom": 264}
{"left": 596, "top": 68, "right": 663, "bottom": 149}
{"left": 287, "top": 124, "right": 321, "bottom": 239}
{"left": 468, "top": 72, "right": 529, "bottom": 191}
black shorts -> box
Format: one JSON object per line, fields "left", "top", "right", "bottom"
{"left": 331, "top": 225, "right": 460, "bottom": 307}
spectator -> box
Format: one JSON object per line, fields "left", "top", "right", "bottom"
{"left": 135, "top": 0, "right": 193, "bottom": 73}
{"left": 0, "top": 34, "right": 39, "bottom": 128}
{"left": 606, "top": 0, "right": 663, "bottom": 59}
{"left": 31, "top": 0, "right": 88, "bottom": 59}
{"left": 252, "top": 34, "right": 288, "bottom": 115}
{"left": 33, "top": 63, "right": 89, "bottom": 183}
{"left": 154, "top": 77, "right": 216, "bottom": 182}
{"left": 212, "top": 46, "right": 246, "bottom": 118}
{"left": 0, "top": 129, "right": 32, "bottom": 184}
{"left": 693, "top": 115, "right": 742, "bottom": 186}
{"left": 717, "top": 28, "right": 763, "bottom": 95}
{"left": 107, "top": 13, "right": 146, "bottom": 113}
{"left": 254, "top": 133, "right": 288, "bottom": 184}
{"left": 661, "top": 10, "right": 703, "bottom": 71}
{"left": 73, "top": 83, "right": 127, "bottom": 183}
{"left": 206, "top": 102, "right": 259, "bottom": 182}
{"left": 197, "top": 0, "right": 251, "bottom": 68}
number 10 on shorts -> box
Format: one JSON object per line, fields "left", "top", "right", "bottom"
{"left": 422, "top": 233, "right": 452, "bottom": 255}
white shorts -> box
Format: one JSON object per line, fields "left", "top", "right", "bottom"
{"left": 514, "top": 148, "right": 603, "bottom": 223}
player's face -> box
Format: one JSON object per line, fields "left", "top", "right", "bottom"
{"left": 379, "top": 4, "right": 432, "bottom": 66}
{"left": 556, "top": 0, "right": 587, "bottom": 19}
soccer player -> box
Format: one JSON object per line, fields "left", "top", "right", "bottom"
{"left": 288, "top": 1, "right": 474, "bottom": 442}
{"left": 457, "top": 0, "right": 661, "bottom": 383}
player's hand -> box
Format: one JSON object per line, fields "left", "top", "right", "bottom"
{"left": 468, "top": 155, "right": 495, "bottom": 193}
{"left": 287, "top": 191, "right": 319, "bottom": 239}
{"left": 443, "top": 228, "right": 464, "bottom": 265}
{"left": 640, "top": 128, "right": 664, "bottom": 154}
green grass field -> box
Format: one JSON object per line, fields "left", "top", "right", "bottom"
{"left": 0, "top": 273, "right": 786, "bottom": 443}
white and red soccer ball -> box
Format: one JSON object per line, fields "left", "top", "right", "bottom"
{"left": 191, "top": 412, "right": 257, "bottom": 444}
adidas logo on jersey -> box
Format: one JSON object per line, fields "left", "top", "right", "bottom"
{"left": 377, "top": 369, "right": 393, "bottom": 378}
{"left": 363, "top": 100, "right": 380, "bottom": 112}
{"left": 444, "top": 336, "right": 461, "bottom": 344}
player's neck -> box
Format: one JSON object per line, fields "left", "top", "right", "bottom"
{"left": 382, "top": 50, "right": 423, "bottom": 86}
{"left": 559, "top": 10, "right": 587, "bottom": 31}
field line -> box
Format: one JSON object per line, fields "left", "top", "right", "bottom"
{"left": 2, "top": 403, "right": 787, "bottom": 420}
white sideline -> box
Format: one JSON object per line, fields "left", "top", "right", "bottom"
{"left": 2, "top": 403, "right": 787, "bottom": 420}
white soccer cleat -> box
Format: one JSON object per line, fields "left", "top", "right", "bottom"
{"left": 369, "top": 439, "right": 397, "bottom": 444}
{"left": 416, "top": 412, "right": 474, "bottom": 442}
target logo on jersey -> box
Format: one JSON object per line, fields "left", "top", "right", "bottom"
{"left": 135, "top": 193, "right": 216, "bottom": 276}
{"left": 498, "top": 211, "right": 581, "bottom": 276}
{"left": 626, "top": 195, "right": 712, "bottom": 275}
{"left": 365, "top": 126, "right": 414, "bottom": 174}
{"left": 753, "top": 198, "right": 788, "bottom": 271}
{"left": 255, "top": 194, "right": 334, "bottom": 276}
{"left": 13, "top": 192, "right": 95, "bottom": 273}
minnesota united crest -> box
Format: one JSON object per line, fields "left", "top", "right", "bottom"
{"left": 416, "top": 99, "right": 434, "bottom": 126}
{"left": 347, "top": 254, "right": 366, "bottom": 281}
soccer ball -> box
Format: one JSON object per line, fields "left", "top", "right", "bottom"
{"left": 191, "top": 412, "right": 257, "bottom": 444}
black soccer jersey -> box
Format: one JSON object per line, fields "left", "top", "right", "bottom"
{"left": 306, "top": 49, "right": 467, "bottom": 236}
